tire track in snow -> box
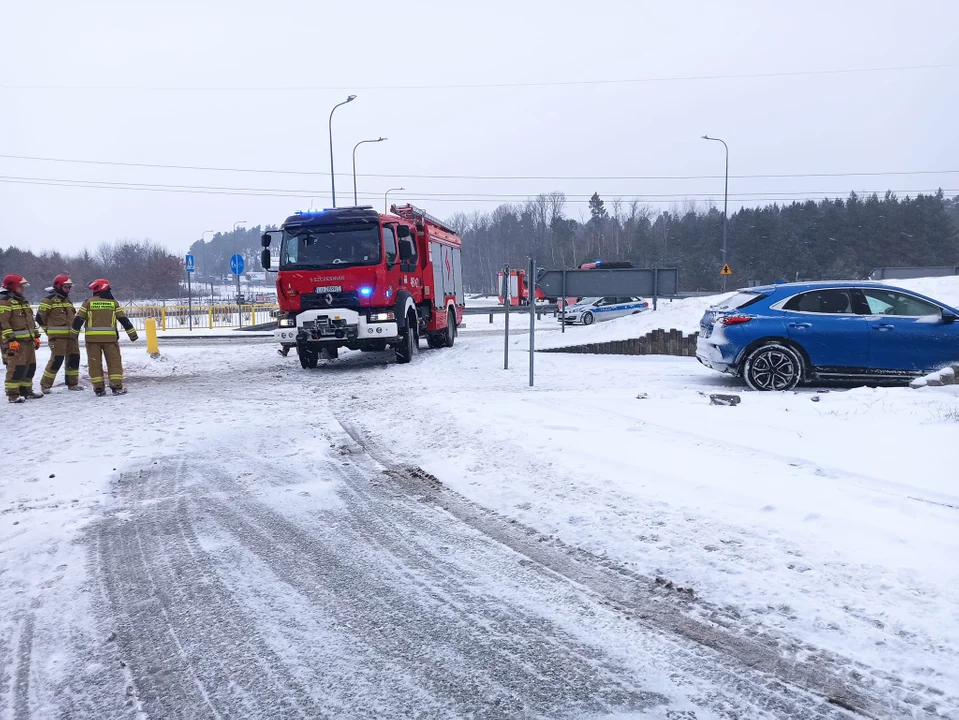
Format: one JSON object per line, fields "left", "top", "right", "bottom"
{"left": 334, "top": 414, "right": 953, "bottom": 720}
{"left": 94, "top": 462, "right": 323, "bottom": 720}
{"left": 12, "top": 614, "right": 34, "bottom": 720}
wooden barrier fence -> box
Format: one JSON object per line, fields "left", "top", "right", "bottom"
{"left": 539, "top": 328, "right": 699, "bottom": 357}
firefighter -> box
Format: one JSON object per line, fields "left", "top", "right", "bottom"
{"left": 70, "top": 279, "right": 138, "bottom": 396}
{"left": 0, "top": 274, "right": 43, "bottom": 403}
{"left": 36, "top": 274, "right": 83, "bottom": 392}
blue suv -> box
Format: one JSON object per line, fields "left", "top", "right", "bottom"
{"left": 697, "top": 281, "right": 959, "bottom": 390}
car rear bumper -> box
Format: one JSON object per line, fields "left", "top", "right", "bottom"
{"left": 696, "top": 333, "right": 740, "bottom": 375}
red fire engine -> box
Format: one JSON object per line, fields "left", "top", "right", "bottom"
{"left": 261, "top": 204, "right": 464, "bottom": 368}
{"left": 497, "top": 268, "right": 548, "bottom": 306}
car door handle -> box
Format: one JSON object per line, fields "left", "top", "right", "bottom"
{"left": 873, "top": 323, "right": 895, "bottom": 331}
{"left": 787, "top": 322, "right": 812, "bottom": 329}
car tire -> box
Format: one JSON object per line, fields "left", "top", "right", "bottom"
{"left": 582, "top": 311, "right": 594, "bottom": 326}
{"left": 743, "top": 343, "right": 803, "bottom": 391}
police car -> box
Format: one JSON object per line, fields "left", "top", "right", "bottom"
{"left": 560, "top": 296, "right": 650, "bottom": 325}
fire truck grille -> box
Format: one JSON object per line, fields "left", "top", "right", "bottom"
{"left": 301, "top": 291, "right": 360, "bottom": 311}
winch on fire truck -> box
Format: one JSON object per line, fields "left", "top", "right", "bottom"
{"left": 261, "top": 204, "right": 464, "bottom": 368}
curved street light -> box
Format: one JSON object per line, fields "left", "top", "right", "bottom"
{"left": 384, "top": 187, "right": 404, "bottom": 213}
{"left": 702, "top": 134, "right": 730, "bottom": 291}
{"left": 329, "top": 95, "right": 357, "bottom": 207}
{"left": 352, "top": 137, "right": 387, "bottom": 206}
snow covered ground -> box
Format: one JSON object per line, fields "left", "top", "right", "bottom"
{"left": 1, "top": 305, "right": 957, "bottom": 718}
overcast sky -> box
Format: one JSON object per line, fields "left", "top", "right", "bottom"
{"left": 2, "top": 0, "right": 957, "bottom": 260}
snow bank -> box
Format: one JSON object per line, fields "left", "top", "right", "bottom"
{"left": 537, "top": 294, "right": 726, "bottom": 350}
{"left": 886, "top": 275, "right": 959, "bottom": 308}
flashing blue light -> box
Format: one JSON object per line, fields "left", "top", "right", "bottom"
{"left": 595, "top": 259, "right": 602, "bottom": 265}
{"left": 359, "top": 286, "right": 373, "bottom": 297}
{"left": 294, "top": 208, "right": 325, "bottom": 215}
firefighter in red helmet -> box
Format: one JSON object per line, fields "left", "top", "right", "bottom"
{"left": 70, "top": 279, "right": 138, "bottom": 396}
{"left": 36, "top": 274, "right": 83, "bottom": 392}
{"left": 0, "top": 274, "right": 43, "bottom": 403}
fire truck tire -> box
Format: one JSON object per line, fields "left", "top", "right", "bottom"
{"left": 444, "top": 308, "right": 456, "bottom": 347}
{"left": 297, "top": 345, "right": 318, "bottom": 369}
{"left": 395, "top": 316, "right": 419, "bottom": 364}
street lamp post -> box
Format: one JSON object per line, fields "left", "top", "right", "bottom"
{"left": 233, "top": 220, "right": 246, "bottom": 326}
{"left": 352, "top": 137, "right": 387, "bottom": 206}
{"left": 329, "top": 95, "right": 357, "bottom": 207}
{"left": 384, "top": 187, "right": 404, "bottom": 213}
{"left": 701, "top": 134, "right": 729, "bottom": 291}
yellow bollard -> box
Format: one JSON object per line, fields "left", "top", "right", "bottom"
{"left": 145, "top": 318, "right": 161, "bottom": 358}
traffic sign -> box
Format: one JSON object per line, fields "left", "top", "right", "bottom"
{"left": 230, "top": 254, "right": 245, "bottom": 275}
{"left": 185, "top": 254, "right": 195, "bottom": 273}
{"left": 720, "top": 264, "right": 732, "bottom": 276}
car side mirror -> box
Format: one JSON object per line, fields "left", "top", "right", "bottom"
{"left": 942, "top": 310, "right": 957, "bottom": 324}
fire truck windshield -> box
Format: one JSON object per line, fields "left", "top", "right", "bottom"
{"left": 280, "top": 224, "right": 381, "bottom": 269}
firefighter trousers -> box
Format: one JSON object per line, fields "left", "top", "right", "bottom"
{"left": 41, "top": 336, "right": 81, "bottom": 389}
{"left": 86, "top": 342, "right": 124, "bottom": 391}
{"left": 4, "top": 342, "right": 37, "bottom": 399}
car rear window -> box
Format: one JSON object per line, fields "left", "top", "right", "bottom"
{"left": 711, "top": 292, "right": 763, "bottom": 310}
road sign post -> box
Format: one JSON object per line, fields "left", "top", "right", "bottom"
{"left": 503, "top": 264, "right": 509, "bottom": 370}
{"left": 231, "top": 253, "right": 245, "bottom": 328}
{"left": 185, "top": 254, "right": 195, "bottom": 331}
{"left": 528, "top": 257, "right": 535, "bottom": 387}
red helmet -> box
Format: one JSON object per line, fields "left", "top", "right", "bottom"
{"left": 88, "top": 278, "right": 111, "bottom": 293}
{"left": 3, "top": 274, "right": 28, "bottom": 292}
{"left": 53, "top": 274, "right": 73, "bottom": 292}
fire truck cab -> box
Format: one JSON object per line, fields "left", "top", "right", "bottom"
{"left": 261, "top": 204, "right": 464, "bottom": 368}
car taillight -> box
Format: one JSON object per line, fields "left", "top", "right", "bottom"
{"left": 720, "top": 315, "right": 752, "bottom": 326}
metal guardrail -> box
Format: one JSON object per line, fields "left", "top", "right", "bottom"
{"left": 119, "top": 304, "right": 279, "bottom": 331}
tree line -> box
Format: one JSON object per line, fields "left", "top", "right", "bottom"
{"left": 0, "top": 240, "right": 183, "bottom": 303}
{"left": 451, "top": 190, "right": 959, "bottom": 293}
{"left": 6, "top": 190, "right": 955, "bottom": 304}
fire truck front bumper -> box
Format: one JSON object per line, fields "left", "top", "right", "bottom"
{"left": 275, "top": 308, "right": 400, "bottom": 345}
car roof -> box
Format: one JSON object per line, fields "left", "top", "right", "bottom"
{"left": 738, "top": 280, "right": 959, "bottom": 312}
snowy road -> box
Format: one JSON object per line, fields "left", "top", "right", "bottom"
{"left": 2, "top": 327, "right": 957, "bottom": 718}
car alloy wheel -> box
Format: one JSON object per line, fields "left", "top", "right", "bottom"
{"left": 744, "top": 343, "right": 802, "bottom": 391}
{"left": 582, "top": 311, "right": 594, "bottom": 326}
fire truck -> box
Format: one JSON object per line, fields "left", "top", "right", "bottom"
{"left": 261, "top": 204, "right": 464, "bottom": 368}
{"left": 497, "top": 268, "right": 548, "bottom": 306}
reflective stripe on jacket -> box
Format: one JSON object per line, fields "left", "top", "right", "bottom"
{"left": 0, "top": 291, "right": 40, "bottom": 344}
{"left": 71, "top": 295, "right": 135, "bottom": 343}
{"left": 36, "top": 291, "right": 76, "bottom": 336}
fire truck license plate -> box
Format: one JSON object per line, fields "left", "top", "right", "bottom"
{"left": 314, "top": 285, "right": 342, "bottom": 293}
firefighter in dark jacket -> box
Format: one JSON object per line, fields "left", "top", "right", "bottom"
{"left": 36, "top": 274, "right": 83, "bottom": 392}
{"left": 70, "top": 279, "right": 138, "bottom": 396}
{"left": 0, "top": 274, "right": 43, "bottom": 403}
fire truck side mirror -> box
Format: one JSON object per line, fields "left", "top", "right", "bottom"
{"left": 260, "top": 249, "right": 272, "bottom": 271}
{"left": 396, "top": 225, "right": 411, "bottom": 238}
{"left": 261, "top": 233, "right": 271, "bottom": 248}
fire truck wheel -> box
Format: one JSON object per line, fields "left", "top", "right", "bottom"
{"left": 444, "top": 308, "right": 456, "bottom": 347}
{"left": 297, "top": 345, "right": 318, "bottom": 369}
{"left": 395, "top": 318, "right": 419, "bottom": 364}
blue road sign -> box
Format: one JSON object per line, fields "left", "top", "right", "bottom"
{"left": 230, "top": 254, "right": 245, "bottom": 275}
{"left": 185, "top": 254, "right": 195, "bottom": 273}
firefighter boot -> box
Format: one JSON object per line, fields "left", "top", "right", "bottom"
{"left": 8, "top": 396, "right": 25, "bottom": 404}
{"left": 21, "top": 391, "right": 43, "bottom": 400}
{"left": 94, "top": 389, "right": 106, "bottom": 397}
{"left": 112, "top": 388, "right": 128, "bottom": 396}
{"left": 68, "top": 385, "right": 85, "bottom": 391}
